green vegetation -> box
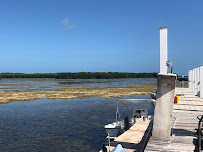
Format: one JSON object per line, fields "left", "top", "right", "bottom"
{"left": 55, "top": 72, "right": 157, "bottom": 79}
{"left": 0, "top": 72, "right": 157, "bottom": 79}
{"left": 0, "top": 73, "right": 57, "bottom": 78}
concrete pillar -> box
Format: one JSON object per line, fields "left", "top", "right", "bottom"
{"left": 188, "top": 70, "right": 192, "bottom": 90}
{"left": 195, "top": 68, "right": 198, "bottom": 95}
{"left": 200, "top": 67, "right": 203, "bottom": 99}
{"left": 152, "top": 73, "right": 177, "bottom": 138}
{"left": 160, "top": 28, "right": 168, "bottom": 73}
{"left": 191, "top": 70, "right": 193, "bottom": 91}
{"left": 197, "top": 67, "right": 200, "bottom": 97}
{"left": 192, "top": 69, "right": 195, "bottom": 92}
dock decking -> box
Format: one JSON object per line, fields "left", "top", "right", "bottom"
{"left": 145, "top": 87, "right": 203, "bottom": 151}
{"left": 100, "top": 119, "right": 152, "bottom": 152}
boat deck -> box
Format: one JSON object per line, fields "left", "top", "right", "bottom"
{"left": 145, "top": 87, "right": 203, "bottom": 151}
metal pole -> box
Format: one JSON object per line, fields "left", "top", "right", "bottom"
{"left": 107, "top": 133, "right": 111, "bottom": 152}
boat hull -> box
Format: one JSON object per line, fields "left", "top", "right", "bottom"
{"left": 104, "top": 121, "right": 124, "bottom": 139}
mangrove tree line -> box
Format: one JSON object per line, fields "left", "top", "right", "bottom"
{"left": 0, "top": 72, "right": 157, "bottom": 79}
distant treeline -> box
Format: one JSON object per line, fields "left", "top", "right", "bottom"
{"left": 0, "top": 73, "right": 57, "bottom": 78}
{"left": 55, "top": 72, "right": 157, "bottom": 79}
{"left": 0, "top": 72, "right": 157, "bottom": 79}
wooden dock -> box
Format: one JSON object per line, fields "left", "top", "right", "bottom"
{"left": 145, "top": 87, "right": 203, "bottom": 151}
{"left": 100, "top": 87, "right": 203, "bottom": 152}
{"left": 100, "top": 119, "right": 153, "bottom": 152}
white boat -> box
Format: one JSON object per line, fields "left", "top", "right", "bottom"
{"left": 103, "top": 99, "right": 154, "bottom": 152}
{"left": 104, "top": 121, "right": 124, "bottom": 139}
{"left": 104, "top": 100, "right": 150, "bottom": 139}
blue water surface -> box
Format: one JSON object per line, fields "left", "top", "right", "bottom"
{"left": 0, "top": 95, "right": 154, "bottom": 152}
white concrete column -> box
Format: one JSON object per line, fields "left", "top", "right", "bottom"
{"left": 188, "top": 70, "right": 192, "bottom": 90}
{"left": 191, "top": 70, "right": 193, "bottom": 91}
{"left": 160, "top": 28, "right": 168, "bottom": 73}
{"left": 200, "top": 66, "right": 203, "bottom": 99}
{"left": 195, "top": 68, "right": 198, "bottom": 95}
{"left": 192, "top": 69, "right": 195, "bottom": 92}
{"left": 197, "top": 67, "right": 200, "bottom": 97}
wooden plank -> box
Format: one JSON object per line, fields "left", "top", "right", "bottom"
{"left": 100, "top": 120, "right": 152, "bottom": 152}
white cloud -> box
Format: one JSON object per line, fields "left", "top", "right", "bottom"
{"left": 61, "top": 18, "right": 70, "bottom": 25}
{"left": 65, "top": 24, "right": 76, "bottom": 31}
{"left": 60, "top": 18, "right": 76, "bottom": 31}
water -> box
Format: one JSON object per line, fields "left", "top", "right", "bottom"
{"left": 0, "top": 78, "right": 157, "bottom": 91}
{"left": 0, "top": 78, "right": 156, "bottom": 151}
{"left": 0, "top": 96, "right": 154, "bottom": 152}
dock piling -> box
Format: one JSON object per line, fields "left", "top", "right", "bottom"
{"left": 189, "top": 66, "right": 203, "bottom": 99}
{"left": 152, "top": 73, "right": 176, "bottom": 138}
{"left": 200, "top": 67, "right": 203, "bottom": 99}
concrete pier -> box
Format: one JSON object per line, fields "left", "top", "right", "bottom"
{"left": 152, "top": 73, "right": 176, "bottom": 138}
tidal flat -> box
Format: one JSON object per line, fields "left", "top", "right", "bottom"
{"left": 0, "top": 85, "right": 156, "bottom": 103}
{"left": 0, "top": 78, "right": 156, "bottom": 104}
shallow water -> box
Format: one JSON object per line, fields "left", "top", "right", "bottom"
{"left": 0, "top": 78, "right": 157, "bottom": 91}
{"left": 0, "top": 95, "right": 154, "bottom": 152}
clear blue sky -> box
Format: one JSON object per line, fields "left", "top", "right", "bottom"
{"left": 0, "top": 0, "right": 202, "bottom": 75}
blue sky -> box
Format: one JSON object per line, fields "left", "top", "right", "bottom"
{"left": 0, "top": 0, "right": 202, "bottom": 75}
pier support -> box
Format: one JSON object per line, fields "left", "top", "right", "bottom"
{"left": 152, "top": 73, "right": 176, "bottom": 138}
{"left": 197, "top": 67, "right": 200, "bottom": 97}
{"left": 188, "top": 70, "right": 192, "bottom": 90}
{"left": 194, "top": 68, "right": 198, "bottom": 95}
{"left": 188, "top": 67, "right": 203, "bottom": 98}
{"left": 200, "top": 67, "right": 203, "bottom": 99}
{"left": 192, "top": 69, "right": 195, "bottom": 92}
